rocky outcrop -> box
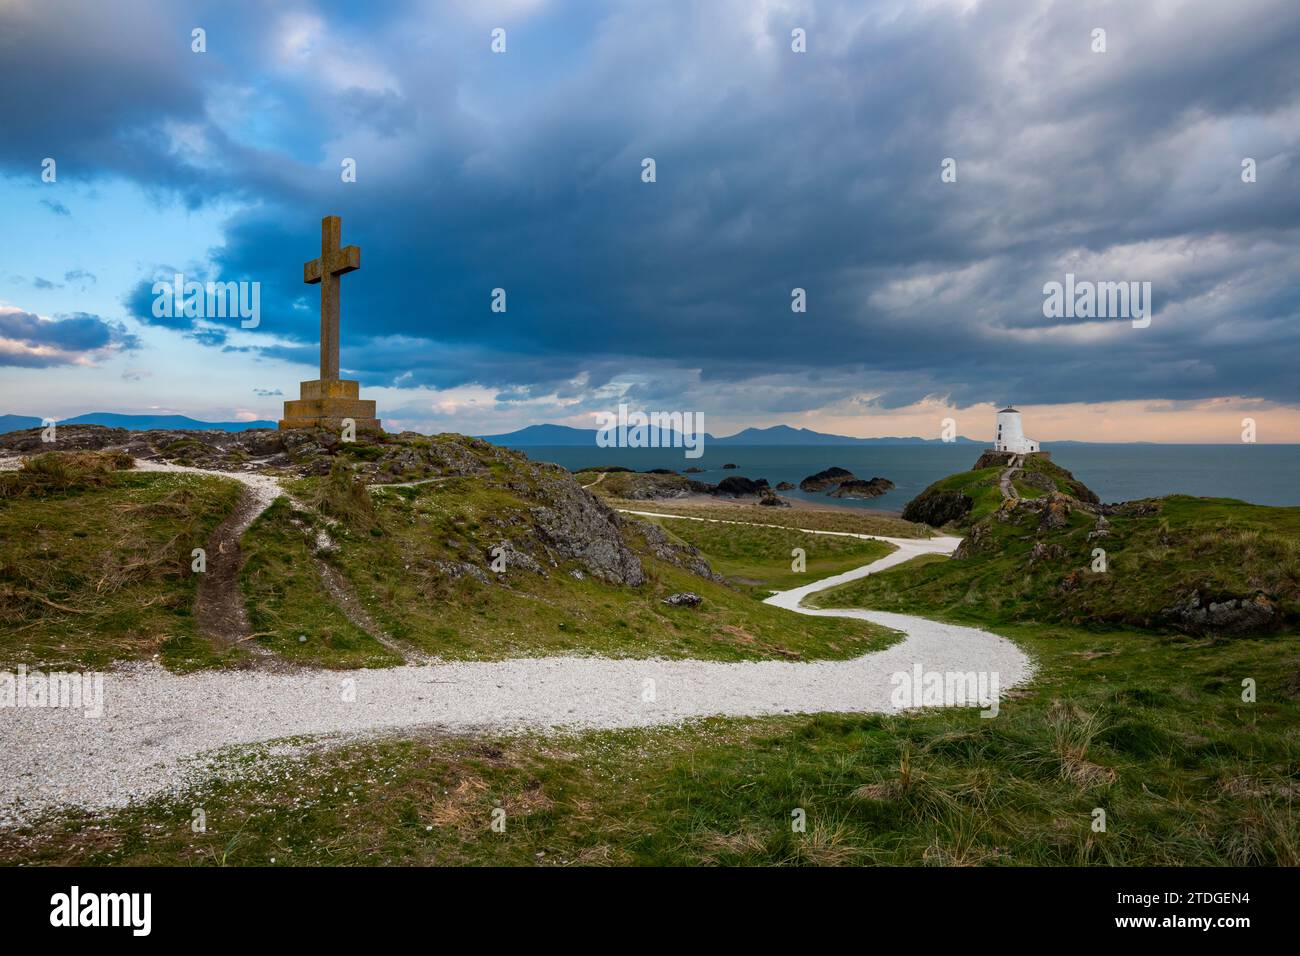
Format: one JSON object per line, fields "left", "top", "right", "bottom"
{"left": 531, "top": 470, "right": 646, "bottom": 586}
{"left": 902, "top": 489, "right": 973, "bottom": 527}
{"left": 714, "top": 475, "right": 769, "bottom": 497}
{"left": 1035, "top": 492, "right": 1073, "bottom": 531}
{"left": 1161, "top": 590, "right": 1278, "bottom": 636}
{"left": 601, "top": 471, "right": 693, "bottom": 500}
{"left": 799, "top": 466, "right": 854, "bottom": 492}
{"left": 631, "top": 521, "right": 722, "bottom": 582}
{"left": 662, "top": 592, "right": 703, "bottom": 608}
{"left": 829, "top": 477, "right": 895, "bottom": 499}
{"left": 759, "top": 490, "right": 791, "bottom": 507}
{"left": 722, "top": 463, "right": 738, "bottom": 469}
{"left": 775, "top": 481, "right": 795, "bottom": 491}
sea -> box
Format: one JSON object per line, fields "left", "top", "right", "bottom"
{"left": 508, "top": 443, "right": 1300, "bottom": 511}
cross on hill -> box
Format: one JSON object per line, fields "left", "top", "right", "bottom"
{"left": 303, "top": 215, "right": 360, "bottom": 382}
{"left": 278, "top": 215, "right": 380, "bottom": 432}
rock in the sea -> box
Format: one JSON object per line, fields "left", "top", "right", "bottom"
{"left": 775, "top": 481, "right": 795, "bottom": 491}
{"left": 683, "top": 466, "right": 705, "bottom": 474}
{"left": 799, "top": 466, "right": 854, "bottom": 492}
{"left": 714, "top": 475, "right": 769, "bottom": 497}
{"left": 662, "top": 591, "right": 703, "bottom": 608}
{"left": 722, "top": 463, "right": 738, "bottom": 469}
{"left": 829, "top": 477, "right": 895, "bottom": 499}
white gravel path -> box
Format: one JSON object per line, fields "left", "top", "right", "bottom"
{"left": 0, "top": 480, "right": 1033, "bottom": 825}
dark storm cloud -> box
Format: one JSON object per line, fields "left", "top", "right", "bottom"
{"left": 0, "top": 309, "right": 138, "bottom": 367}
{"left": 6, "top": 0, "right": 1300, "bottom": 413}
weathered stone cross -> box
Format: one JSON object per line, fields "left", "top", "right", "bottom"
{"left": 303, "top": 215, "right": 359, "bottom": 381}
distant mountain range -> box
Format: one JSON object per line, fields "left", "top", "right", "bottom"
{"left": 0, "top": 412, "right": 276, "bottom": 433}
{"left": 476, "top": 423, "right": 983, "bottom": 446}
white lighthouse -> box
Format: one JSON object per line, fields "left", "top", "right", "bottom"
{"left": 994, "top": 406, "right": 1039, "bottom": 454}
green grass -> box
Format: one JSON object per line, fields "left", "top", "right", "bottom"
{"left": 642, "top": 515, "right": 893, "bottom": 594}
{"left": 0, "top": 466, "right": 243, "bottom": 670}
{"left": 608, "top": 497, "right": 932, "bottom": 538}
{"left": 4, "top": 454, "right": 1297, "bottom": 867}
{"left": 239, "top": 498, "right": 405, "bottom": 668}
{"left": 9, "top": 603, "right": 1297, "bottom": 866}
{"left": 240, "top": 475, "right": 899, "bottom": 663}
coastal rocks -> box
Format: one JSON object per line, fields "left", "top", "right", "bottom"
{"left": 775, "top": 481, "right": 795, "bottom": 491}
{"left": 714, "top": 475, "right": 769, "bottom": 497}
{"left": 662, "top": 591, "right": 703, "bottom": 608}
{"left": 902, "top": 488, "right": 974, "bottom": 528}
{"left": 1103, "top": 499, "right": 1162, "bottom": 518}
{"left": 953, "top": 522, "right": 993, "bottom": 558}
{"left": 1020, "top": 470, "right": 1057, "bottom": 494}
{"left": 722, "top": 463, "right": 738, "bottom": 469}
{"left": 683, "top": 466, "right": 705, "bottom": 474}
{"left": 1036, "top": 493, "right": 1073, "bottom": 531}
{"left": 436, "top": 560, "right": 492, "bottom": 586}
{"left": 600, "top": 471, "right": 692, "bottom": 500}
{"left": 1029, "top": 540, "right": 1064, "bottom": 563}
{"left": 631, "top": 521, "right": 722, "bottom": 581}
{"left": 829, "top": 477, "right": 895, "bottom": 499}
{"left": 487, "top": 540, "right": 545, "bottom": 576}
{"left": 1161, "top": 590, "right": 1278, "bottom": 636}
{"left": 531, "top": 476, "right": 646, "bottom": 587}
{"left": 799, "top": 466, "right": 854, "bottom": 492}
{"left": 759, "top": 490, "right": 791, "bottom": 507}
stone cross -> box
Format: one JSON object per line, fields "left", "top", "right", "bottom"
{"left": 303, "top": 215, "right": 360, "bottom": 381}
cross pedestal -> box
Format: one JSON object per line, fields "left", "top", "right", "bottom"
{"left": 279, "top": 216, "right": 381, "bottom": 432}
{"left": 279, "top": 378, "right": 380, "bottom": 431}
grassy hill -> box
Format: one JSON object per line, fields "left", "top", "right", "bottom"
{"left": 860, "top": 452, "right": 1299, "bottom": 635}
{"left": 0, "top": 432, "right": 897, "bottom": 670}
{"left": 3, "top": 439, "right": 1296, "bottom": 867}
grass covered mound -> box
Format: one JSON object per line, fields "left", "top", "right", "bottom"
{"left": 0, "top": 450, "right": 134, "bottom": 498}
{"left": 577, "top": 468, "right": 694, "bottom": 500}
{"left": 814, "top": 493, "right": 1300, "bottom": 636}
{"left": 901, "top": 453, "right": 1096, "bottom": 528}
{"left": 603, "top": 497, "right": 932, "bottom": 538}
{"left": 0, "top": 465, "right": 242, "bottom": 669}
{"left": 639, "top": 515, "right": 894, "bottom": 595}
{"left": 240, "top": 468, "right": 899, "bottom": 665}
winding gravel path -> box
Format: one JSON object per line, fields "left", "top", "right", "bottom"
{"left": 0, "top": 477, "right": 1033, "bottom": 825}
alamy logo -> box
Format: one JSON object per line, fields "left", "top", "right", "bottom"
{"left": 0, "top": 665, "right": 103, "bottom": 718}
{"left": 595, "top": 403, "right": 704, "bottom": 459}
{"left": 890, "top": 663, "right": 1001, "bottom": 717}
{"left": 151, "top": 272, "right": 261, "bottom": 328}
{"left": 1042, "top": 273, "right": 1152, "bottom": 328}
{"left": 50, "top": 886, "right": 151, "bottom": 936}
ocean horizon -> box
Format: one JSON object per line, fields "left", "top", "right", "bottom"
{"left": 512, "top": 442, "right": 1300, "bottom": 510}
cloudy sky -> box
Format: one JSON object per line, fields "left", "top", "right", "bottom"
{"left": 2, "top": 0, "right": 1298, "bottom": 442}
